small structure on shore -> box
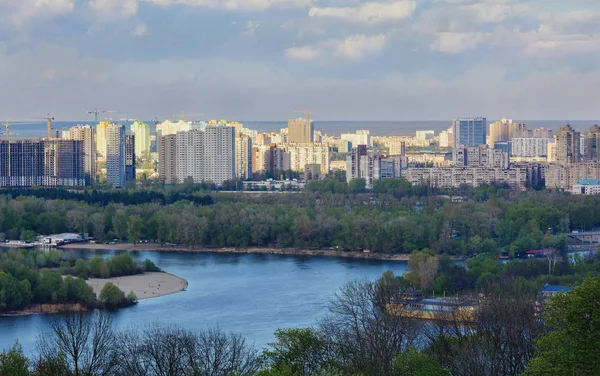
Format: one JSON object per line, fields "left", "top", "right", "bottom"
{"left": 386, "top": 291, "right": 478, "bottom": 322}
{"left": 40, "top": 233, "right": 87, "bottom": 247}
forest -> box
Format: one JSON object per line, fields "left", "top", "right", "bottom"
{"left": 0, "top": 249, "right": 158, "bottom": 313}
{"left": 1, "top": 273, "right": 598, "bottom": 376}
{"left": 1, "top": 181, "right": 599, "bottom": 256}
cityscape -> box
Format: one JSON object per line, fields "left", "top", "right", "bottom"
{"left": 1, "top": 115, "right": 600, "bottom": 194}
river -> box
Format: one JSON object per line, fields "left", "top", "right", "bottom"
{"left": 0, "top": 249, "right": 408, "bottom": 355}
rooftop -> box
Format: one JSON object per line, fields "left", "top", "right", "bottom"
{"left": 541, "top": 283, "right": 574, "bottom": 293}
{"left": 576, "top": 179, "right": 600, "bottom": 185}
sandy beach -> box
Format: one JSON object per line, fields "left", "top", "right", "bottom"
{"left": 61, "top": 243, "right": 413, "bottom": 261}
{"left": 87, "top": 272, "right": 188, "bottom": 300}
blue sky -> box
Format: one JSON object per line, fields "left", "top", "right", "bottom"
{"left": 0, "top": 0, "right": 599, "bottom": 121}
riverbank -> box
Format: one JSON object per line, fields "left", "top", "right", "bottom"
{"left": 61, "top": 243, "right": 413, "bottom": 261}
{"left": 87, "top": 272, "right": 188, "bottom": 300}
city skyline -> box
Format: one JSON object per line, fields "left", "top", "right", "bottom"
{"left": 1, "top": 1, "right": 599, "bottom": 120}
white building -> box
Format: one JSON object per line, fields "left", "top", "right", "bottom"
{"left": 130, "top": 121, "right": 151, "bottom": 157}
{"left": 346, "top": 146, "right": 399, "bottom": 188}
{"left": 105, "top": 124, "right": 126, "bottom": 188}
{"left": 512, "top": 137, "right": 549, "bottom": 157}
{"left": 287, "top": 143, "right": 330, "bottom": 174}
{"left": 67, "top": 125, "right": 96, "bottom": 183}
{"left": 341, "top": 130, "right": 371, "bottom": 148}
{"left": 416, "top": 130, "right": 435, "bottom": 141}
{"left": 572, "top": 179, "right": 600, "bottom": 195}
{"left": 407, "top": 167, "right": 527, "bottom": 189}
{"left": 453, "top": 145, "right": 509, "bottom": 169}
{"left": 157, "top": 120, "right": 192, "bottom": 136}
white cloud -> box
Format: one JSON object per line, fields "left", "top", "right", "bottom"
{"left": 285, "top": 46, "right": 321, "bottom": 60}
{"left": 430, "top": 32, "right": 490, "bottom": 53}
{"left": 309, "top": 1, "right": 416, "bottom": 24}
{"left": 243, "top": 21, "right": 260, "bottom": 37}
{"left": 333, "top": 34, "right": 388, "bottom": 60}
{"left": 519, "top": 29, "right": 600, "bottom": 57}
{"left": 0, "top": 0, "right": 74, "bottom": 26}
{"left": 89, "top": 0, "right": 138, "bottom": 17}
{"left": 145, "top": 0, "right": 312, "bottom": 11}
{"left": 133, "top": 23, "right": 150, "bottom": 36}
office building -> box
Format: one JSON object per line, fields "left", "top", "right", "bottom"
{"left": 453, "top": 117, "right": 487, "bottom": 147}
{"left": 125, "top": 134, "right": 136, "bottom": 183}
{"left": 416, "top": 130, "right": 435, "bottom": 141}
{"left": 288, "top": 143, "right": 330, "bottom": 174}
{"left": 512, "top": 138, "right": 549, "bottom": 157}
{"left": 494, "top": 141, "right": 512, "bottom": 155}
{"left": 68, "top": 125, "right": 96, "bottom": 183}
{"left": 0, "top": 139, "right": 85, "bottom": 188}
{"left": 105, "top": 124, "right": 126, "bottom": 188}
{"left": 158, "top": 134, "right": 177, "bottom": 184}
{"left": 584, "top": 125, "right": 600, "bottom": 162}
{"left": 288, "top": 117, "right": 314, "bottom": 143}
{"left": 130, "top": 121, "right": 150, "bottom": 157}
{"left": 452, "top": 145, "right": 509, "bottom": 169}
{"left": 555, "top": 124, "right": 581, "bottom": 165}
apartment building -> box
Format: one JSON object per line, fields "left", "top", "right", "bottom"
{"left": 406, "top": 167, "right": 527, "bottom": 189}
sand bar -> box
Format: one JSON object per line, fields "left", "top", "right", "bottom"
{"left": 87, "top": 272, "right": 188, "bottom": 300}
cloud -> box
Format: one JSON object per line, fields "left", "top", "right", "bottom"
{"left": 145, "top": 0, "right": 312, "bottom": 11}
{"left": 430, "top": 32, "right": 490, "bottom": 53}
{"left": 243, "top": 21, "right": 260, "bottom": 37}
{"left": 333, "top": 34, "right": 388, "bottom": 60}
{"left": 309, "top": 0, "right": 416, "bottom": 24}
{"left": 285, "top": 46, "right": 321, "bottom": 60}
{"left": 0, "top": 0, "right": 74, "bottom": 26}
{"left": 133, "top": 23, "right": 150, "bottom": 36}
{"left": 89, "top": 0, "right": 138, "bottom": 17}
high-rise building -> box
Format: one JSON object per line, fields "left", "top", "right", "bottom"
{"left": 341, "top": 130, "right": 371, "bottom": 148}
{"left": 416, "top": 130, "right": 435, "bottom": 141}
{"left": 452, "top": 145, "right": 509, "bottom": 169}
{"left": 533, "top": 127, "right": 553, "bottom": 139}
{"left": 0, "top": 139, "right": 85, "bottom": 187}
{"left": 512, "top": 138, "right": 549, "bottom": 157}
{"left": 453, "top": 117, "right": 487, "bottom": 147}
{"left": 439, "top": 128, "right": 453, "bottom": 148}
{"left": 288, "top": 118, "right": 314, "bottom": 144}
{"left": 488, "top": 118, "right": 511, "bottom": 148}
{"left": 235, "top": 132, "right": 252, "bottom": 180}
{"left": 130, "top": 121, "right": 150, "bottom": 157}
{"left": 204, "top": 126, "right": 235, "bottom": 184}
{"left": 158, "top": 134, "right": 177, "bottom": 184}
{"left": 125, "top": 134, "right": 136, "bottom": 183}
{"left": 584, "top": 125, "right": 600, "bottom": 162}
{"left": 345, "top": 145, "right": 398, "bottom": 187}
{"left": 68, "top": 125, "right": 96, "bottom": 184}
{"left": 105, "top": 124, "right": 126, "bottom": 188}
{"left": 287, "top": 143, "right": 330, "bottom": 174}
{"left": 510, "top": 122, "right": 531, "bottom": 138}
{"left": 157, "top": 120, "right": 192, "bottom": 136}
{"left": 95, "top": 121, "right": 111, "bottom": 158}
{"left": 555, "top": 124, "right": 581, "bottom": 165}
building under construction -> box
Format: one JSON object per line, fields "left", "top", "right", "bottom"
{"left": 0, "top": 139, "right": 86, "bottom": 188}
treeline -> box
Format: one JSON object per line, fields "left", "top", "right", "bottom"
{"left": 2, "top": 186, "right": 600, "bottom": 255}
{"left": 0, "top": 249, "right": 156, "bottom": 312}
{"left": 2, "top": 274, "right": 599, "bottom": 376}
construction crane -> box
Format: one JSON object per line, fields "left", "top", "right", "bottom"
{"left": 31, "top": 114, "right": 55, "bottom": 140}
{"left": 295, "top": 109, "right": 313, "bottom": 123}
{"left": 173, "top": 113, "right": 203, "bottom": 122}
{"left": 1, "top": 121, "right": 38, "bottom": 141}
{"left": 88, "top": 109, "right": 116, "bottom": 122}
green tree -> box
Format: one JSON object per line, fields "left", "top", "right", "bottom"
{"left": 0, "top": 341, "right": 30, "bottom": 376}
{"left": 348, "top": 178, "right": 366, "bottom": 194}
{"left": 262, "top": 328, "right": 331, "bottom": 376}
{"left": 99, "top": 283, "right": 126, "bottom": 309}
{"left": 394, "top": 347, "right": 449, "bottom": 376}
{"left": 525, "top": 277, "right": 600, "bottom": 376}
{"left": 127, "top": 215, "right": 142, "bottom": 245}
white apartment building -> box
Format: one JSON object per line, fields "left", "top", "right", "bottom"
{"left": 416, "top": 130, "right": 435, "bottom": 140}
{"left": 572, "top": 180, "right": 600, "bottom": 195}
{"left": 341, "top": 130, "right": 371, "bottom": 148}
{"left": 512, "top": 137, "right": 549, "bottom": 157}
{"left": 406, "top": 167, "right": 527, "bottom": 189}
{"left": 157, "top": 120, "right": 192, "bottom": 136}
{"left": 105, "top": 124, "right": 126, "bottom": 188}
{"left": 235, "top": 132, "right": 252, "bottom": 180}
{"left": 287, "top": 143, "right": 330, "bottom": 174}
{"left": 130, "top": 121, "right": 151, "bottom": 157}
{"left": 453, "top": 145, "right": 509, "bottom": 169}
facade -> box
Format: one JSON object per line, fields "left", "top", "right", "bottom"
{"left": 235, "top": 132, "right": 252, "bottom": 180}
{"left": 288, "top": 118, "right": 314, "bottom": 143}
{"left": 452, "top": 145, "right": 509, "bottom": 169}
{"left": 0, "top": 139, "right": 85, "bottom": 187}
{"left": 125, "top": 134, "right": 136, "bottom": 183}
{"left": 439, "top": 128, "right": 453, "bottom": 148}
{"left": 583, "top": 125, "right": 600, "bottom": 162}
{"left": 157, "top": 120, "right": 192, "bottom": 136}
{"left": 68, "top": 125, "right": 96, "bottom": 183}
{"left": 453, "top": 117, "right": 487, "bottom": 147}
{"left": 130, "top": 121, "right": 150, "bottom": 157}
{"left": 158, "top": 134, "right": 177, "bottom": 184}
{"left": 555, "top": 124, "right": 581, "bottom": 165}
{"left": 346, "top": 146, "right": 398, "bottom": 188}
{"left": 512, "top": 137, "right": 549, "bottom": 157}
{"left": 572, "top": 179, "right": 600, "bottom": 195}
{"left": 545, "top": 162, "right": 600, "bottom": 190}
{"left": 95, "top": 121, "right": 110, "bottom": 158}
{"left": 406, "top": 167, "right": 527, "bottom": 189}
{"left": 533, "top": 127, "right": 553, "bottom": 139}
{"left": 105, "top": 124, "right": 126, "bottom": 188}
{"left": 288, "top": 143, "right": 330, "bottom": 174}
{"left": 487, "top": 118, "right": 512, "bottom": 148}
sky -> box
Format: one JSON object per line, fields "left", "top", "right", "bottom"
{"left": 0, "top": 0, "right": 599, "bottom": 121}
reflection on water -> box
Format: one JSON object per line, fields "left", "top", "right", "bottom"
{"left": 0, "top": 250, "right": 408, "bottom": 354}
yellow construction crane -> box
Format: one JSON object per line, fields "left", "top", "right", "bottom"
{"left": 32, "top": 114, "right": 55, "bottom": 139}
{"left": 295, "top": 109, "right": 312, "bottom": 123}
{"left": 173, "top": 113, "right": 203, "bottom": 122}
{"left": 0, "top": 121, "right": 38, "bottom": 141}
{"left": 88, "top": 109, "right": 117, "bottom": 122}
